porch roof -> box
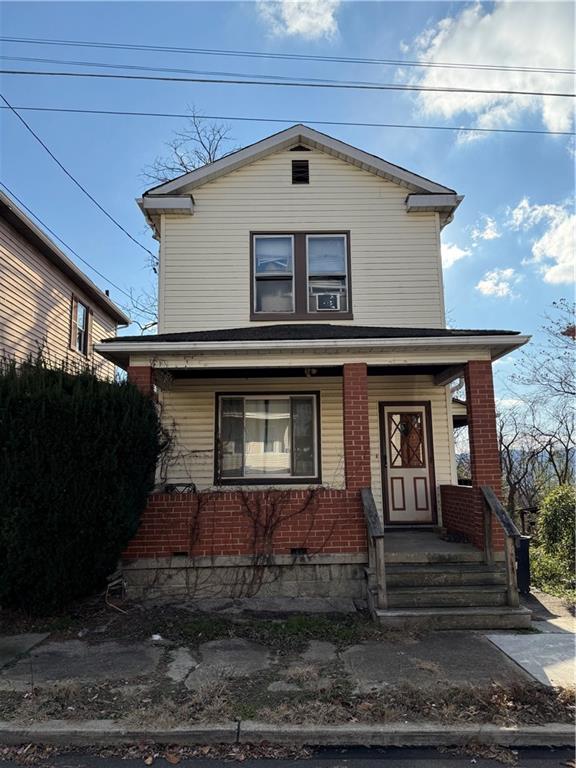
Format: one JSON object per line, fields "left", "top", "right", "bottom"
{"left": 95, "top": 324, "right": 529, "bottom": 371}
{"left": 102, "top": 323, "right": 521, "bottom": 345}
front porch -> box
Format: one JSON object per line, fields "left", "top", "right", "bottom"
{"left": 99, "top": 327, "right": 530, "bottom": 629}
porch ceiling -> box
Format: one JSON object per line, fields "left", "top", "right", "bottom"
{"left": 163, "top": 364, "right": 456, "bottom": 379}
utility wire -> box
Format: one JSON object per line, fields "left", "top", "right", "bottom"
{"left": 1, "top": 104, "right": 573, "bottom": 136}
{"left": 0, "top": 180, "right": 151, "bottom": 316}
{"left": 1, "top": 55, "right": 574, "bottom": 94}
{"left": 1, "top": 35, "right": 574, "bottom": 75}
{"left": 1, "top": 68, "right": 574, "bottom": 98}
{"left": 0, "top": 92, "right": 156, "bottom": 259}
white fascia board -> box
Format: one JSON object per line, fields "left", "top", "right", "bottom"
{"left": 144, "top": 125, "right": 456, "bottom": 197}
{"left": 95, "top": 334, "right": 530, "bottom": 358}
{"left": 406, "top": 194, "right": 464, "bottom": 212}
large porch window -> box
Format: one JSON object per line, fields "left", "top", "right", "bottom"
{"left": 217, "top": 394, "right": 319, "bottom": 483}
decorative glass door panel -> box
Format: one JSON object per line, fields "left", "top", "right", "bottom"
{"left": 382, "top": 405, "right": 433, "bottom": 524}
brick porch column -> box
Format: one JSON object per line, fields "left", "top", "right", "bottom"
{"left": 465, "top": 360, "right": 501, "bottom": 496}
{"left": 127, "top": 365, "right": 155, "bottom": 398}
{"left": 343, "top": 363, "right": 371, "bottom": 491}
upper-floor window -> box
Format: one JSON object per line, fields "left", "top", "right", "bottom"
{"left": 70, "top": 296, "right": 91, "bottom": 356}
{"left": 251, "top": 232, "right": 352, "bottom": 320}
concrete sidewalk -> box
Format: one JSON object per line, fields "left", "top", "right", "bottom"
{"left": 484, "top": 589, "right": 575, "bottom": 688}
{"left": 0, "top": 609, "right": 572, "bottom": 741}
{"left": 0, "top": 631, "right": 533, "bottom": 693}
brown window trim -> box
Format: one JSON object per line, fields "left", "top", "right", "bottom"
{"left": 250, "top": 231, "right": 353, "bottom": 321}
{"left": 214, "top": 391, "right": 322, "bottom": 486}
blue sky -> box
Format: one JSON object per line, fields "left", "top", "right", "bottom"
{"left": 0, "top": 1, "right": 574, "bottom": 395}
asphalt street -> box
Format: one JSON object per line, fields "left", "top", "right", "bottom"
{"left": 0, "top": 747, "right": 574, "bottom": 767}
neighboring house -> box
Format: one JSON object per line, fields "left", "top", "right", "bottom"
{"left": 0, "top": 190, "right": 129, "bottom": 375}
{"left": 97, "top": 125, "right": 531, "bottom": 628}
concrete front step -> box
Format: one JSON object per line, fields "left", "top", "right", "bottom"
{"left": 387, "top": 584, "right": 508, "bottom": 609}
{"left": 385, "top": 564, "right": 508, "bottom": 588}
{"left": 373, "top": 605, "right": 532, "bottom": 631}
{"left": 385, "top": 549, "right": 490, "bottom": 565}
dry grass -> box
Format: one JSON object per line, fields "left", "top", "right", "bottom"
{"left": 255, "top": 683, "right": 575, "bottom": 726}
{"left": 413, "top": 659, "right": 443, "bottom": 675}
{"left": 284, "top": 664, "right": 319, "bottom": 684}
{"left": 126, "top": 681, "right": 234, "bottom": 727}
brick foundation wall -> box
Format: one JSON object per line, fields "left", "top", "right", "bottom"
{"left": 440, "top": 485, "right": 504, "bottom": 551}
{"left": 123, "top": 489, "right": 367, "bottom": 561}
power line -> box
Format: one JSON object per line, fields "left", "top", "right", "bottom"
{"left": 1, "top": 104, "right": 573, "bottom": 137}
{"left": 1, "top": 55, "right": 574, "bottom": 94}
{"left": 1, "top": 68, "right": 574, "bottom": 98}
{"left": 0, "top": 180, "right": 150, "bottom": 315}
{"left": 0, "top": 92, "right": 156, "bottom": 259}
{"left": 1, "top": 34, "right": 574, "bottom": 75}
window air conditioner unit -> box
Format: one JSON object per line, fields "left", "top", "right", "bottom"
{"left": 316, "top": 292, "right": 341, "bottom": 311}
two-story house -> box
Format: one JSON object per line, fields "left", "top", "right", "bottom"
{"left": 98, "top": 125, "right": 531, "bottom": 628}
{"left": 0, "top": 190, "right": 129, "bottom": 376}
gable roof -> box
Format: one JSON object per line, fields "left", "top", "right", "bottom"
{"left": 143, "top": 124, "right": 458, "bottom": 197}
{"left": 0, "top": 190, "right": 129, "bottom": 325}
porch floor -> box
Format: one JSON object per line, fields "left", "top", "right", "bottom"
{"left": 384, "top": 530, "right": 489, "bottom": 564}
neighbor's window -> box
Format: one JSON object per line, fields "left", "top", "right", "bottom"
{"left": 76, "top": 302, "right": 88, "bottom": 354}
{"left": 70, "top": 296, "right": 90, "bottom": 356}
{"left": 218, "top": 394, "right": 319, "bottom": 482}
{"left": 251, "top": 232, "right": 350, "bottom": 319}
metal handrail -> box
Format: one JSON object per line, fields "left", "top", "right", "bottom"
{"left": 480, "top": 485, "right": 521, "bottom": 607}
{"left": 361, "top": 488, "right": 387, "bottom": 610}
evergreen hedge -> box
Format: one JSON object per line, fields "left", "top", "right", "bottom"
{"left": 0, "top": 357, "right": 164, "bottom": 613}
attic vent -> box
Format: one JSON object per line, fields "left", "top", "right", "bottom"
{"left": 290, "top": 144, "right": 311, "bottom": 152}
{"left": 292, "top": 159, "right": 309, "bottom": 185}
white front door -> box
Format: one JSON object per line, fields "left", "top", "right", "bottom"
{"left": 381, "top": 404, "right": 434, "bottom": 524}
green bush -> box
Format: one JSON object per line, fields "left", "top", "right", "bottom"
{"left": 531, "top": 485, "right": 575, "bottom": 600}
{"left": 0, "top": 357, "right": 164, "bottom": 613}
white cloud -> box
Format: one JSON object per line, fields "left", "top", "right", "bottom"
{"left": 256, "top": 0, "right": 341, "bottom": 40}
{"left": 403, "top": 2, "right": 575, "bottom": 137}
{"left": 442, "top": 242, "right": 471, "bottom": 268}
{"left": 471, "top": 215, "right": 502, "bottom": 243}
{"left": 476, "top": 267, "right": 520, "bottom": 297}
{"left": 508, "top": 198, "right": 575, "bottom": 284}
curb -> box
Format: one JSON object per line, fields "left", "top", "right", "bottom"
{"left": 0, "top": 721, "right": 238, "bottom": 747}
{"left": 240, "top": 721, "right": 575, "bottom": 747}
{"left": 0, "top": 720, "right": 573, "bottom": 748}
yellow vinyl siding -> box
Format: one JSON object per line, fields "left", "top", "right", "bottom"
{"left": 0, "top": 218, "right": 117, "bottom": 377}
{"left": 157, "top": 373, "right": 455, "bottom": 525}
{"left": 159, "top": 148, "right": 444, "bottom": 333}
{"left": 158, "top": 376, "right": 345, "bottom": 490}
{"left": 368, "top": 376, "right": 455, "bottom": 518}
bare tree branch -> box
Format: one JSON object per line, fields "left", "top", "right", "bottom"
{"left": 511, "top": 299, "right": 576, "bottom": 401}
{"left": 141, "top": 106, "right": 236, "bottom": 185}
